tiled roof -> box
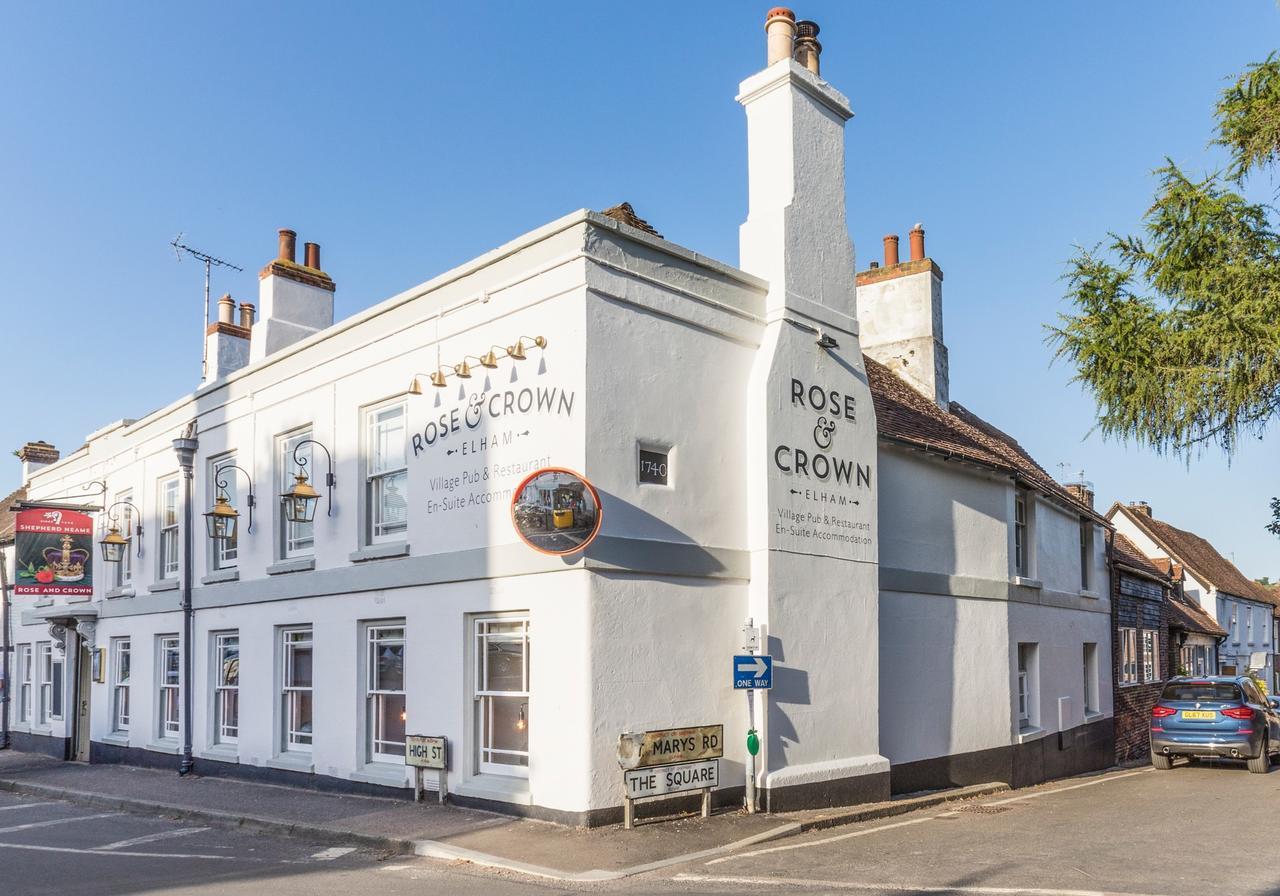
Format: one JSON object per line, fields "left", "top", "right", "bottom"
{"left": 1114, "top": 503, "right": 1278, "bottom": 607}
{"left": 599, "top": 202, "right": 663, "bottom": 238}
{"left": 0, "top": 485, "right": 26, "bottom": 546}
{"left": 865, "top": 358, "right": 1104, "bottom": 522}
{"left": 1113, "top": 533, "right": 1168, "bottom": 581}
{"left": 1168, "top": 590, "right": 1228, "bottom": 637}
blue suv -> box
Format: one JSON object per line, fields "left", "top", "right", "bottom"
{"left": 1150, "top": 676, "right": 1280, "bottom": 773}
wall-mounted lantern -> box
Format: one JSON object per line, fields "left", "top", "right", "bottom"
{"left": 281, "top": 439, "right": 335, "bottom": 522}
{"left": 205, "top": 464, "right": 256, "bottom": 541}
{"left": 99, "top": 499, "right": 144, "bottom": 563}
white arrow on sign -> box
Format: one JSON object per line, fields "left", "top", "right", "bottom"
{"left": 735, "top": 656, "right": 768, "bottom": 678}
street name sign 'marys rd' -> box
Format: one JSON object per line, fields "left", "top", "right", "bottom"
{"left": 617, "top": 725, "right": 724, "bottom": 829}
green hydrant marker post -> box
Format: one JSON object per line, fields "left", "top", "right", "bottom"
{"left": 747, "top": 728, "right": 760, "bottom": 756}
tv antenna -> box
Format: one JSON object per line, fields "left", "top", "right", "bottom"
{"left": 172, "top": 233, "right": 244, "bottom": 381}
{"left": 1056, "top": 462, "right": 1086, "bottom": 485}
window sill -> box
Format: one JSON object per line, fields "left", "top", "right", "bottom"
{"left": 454, "top": 774, "right": 533, "bottom": 806}
{"left": 349, "top": 542, "right": 410, "bottom": 563}
{"left": 105, "top": 587, "right": 136, "bottom": 600}
{"left": 145, "top": 740, "right": 181, "bottom": 755}
{"left": 351, "top": 764, "right": 411, "bottom": 788}
{"left": 1084, "top": 710, "right": 1104, "bottom": 723}
{"left": 267, "top": 753, "right": 315, "bottom": 774}
{"left": 1015, "top": 725, "right": 1046, "bottom": 744}
{"left": 1012, "top": 577, "right": 1043, "bottom": 590}
{"left": 201, "top": 569, "right": 240, "bottom": 586}
{"left": 198, "top": 745, "right": 239, "bottom": 763}
{"left": 151, "top": 579, "right": 179, "bottom": 593}
{"left": 1079, "top": 589, "right": 1101, "bottom": 599}
{"left": 100, "top": 733, "right": 130, "bottom": 747}
{"left": 33, "top": 598, "right": 53, "bottom": 608}
{"left": 66, "top": 594, "right": 92, "bottom": 604}
{"left": 267, "top": 558, "right": 315, "bottom": 576}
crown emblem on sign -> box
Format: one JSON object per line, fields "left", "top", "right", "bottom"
{"left": 43, "top": 534, "right": 88, "bottom": 583}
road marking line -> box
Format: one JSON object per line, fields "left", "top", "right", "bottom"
{"left": 673, "top": 872, "right": 1172, "bottom": 896}
{"left": 0, "top": 802, "right": 56, "bottom": 812}
{"left": 95, "top": 827, "right": 210, "bottom": 851}
{"left": 0, "top": 841, "right": 239, "bottom": 860}
{"left": 984, "top": 771, "right": 1148, "bottom": 806}
{"left": 708, "top": 769, "right": 1153, "bottom": 866}
{"left": 704, "top": 815, "right": 934, "bottom": 865}
{"left": 0, "top": 813, "right": 118, "bottom": 834}
{"left": 311, "top": 846, "right": 357, "bottom": 860}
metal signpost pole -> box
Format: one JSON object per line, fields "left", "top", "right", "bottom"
{"left": 745, "top": 688, "right": 756, "bottom": 813}
{"left": 0, "top": 547, "right": 10, "bottom": 750}
{"left": 173, "top": 425, "right": 198, "bottom": 777}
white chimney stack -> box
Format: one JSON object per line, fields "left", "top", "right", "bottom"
{"left": 202, "top": 293, "right": 252, "bottom": 385}
{"left": 737, "top": 12, "right": 856, "bottom": 321}
{"left": 855, "top": 223, "right": 950, "bottom": 409}
{"left": 249, "top": 228, "right": 335, "bottom": 363}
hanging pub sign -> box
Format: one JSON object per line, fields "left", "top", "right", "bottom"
{"left": 510, "top": 467, "right": 602, "bottom": 555}
{"left": 14, "top": 507, "right": 94, "bottom": 596}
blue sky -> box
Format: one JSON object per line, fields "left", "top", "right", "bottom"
{"left": 1, "top": 2, "right": 1276, "bottom": 578}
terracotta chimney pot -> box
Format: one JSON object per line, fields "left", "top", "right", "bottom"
{"left": 909, "top": 223, "right": 925, "bottom": 261}
{"left": 238, "top": 302, "right": 256, "bottom": 329}
{"left": 217, "top": 293, "right": 235, "bottom": 325}
{"left": 304, "top": 242, "right": 320, "bottom": 270}
{"left": 278, "top": 229, "right": 297, "bottom": 263}
{"left": 883, "top": 234, "right": 900, "bottom": 267}
{"left": 794, "top": 20, "right": 821, "bottom": 75}
{"left": 765, "top": 7, "right": 796, "bottom": 66}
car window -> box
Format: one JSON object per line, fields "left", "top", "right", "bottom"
{"left": 1243, "top": 681, "right": 1264, "bottom": 704}
{"left": 1160, "top": 682, "right": 1243, "bottom": 703}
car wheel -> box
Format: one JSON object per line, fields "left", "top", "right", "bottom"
{"left": 1248, "top": 739, "right": 1270, "bottom": 775}
{"left": 1151, "top": 751, "right": 1173, "bottom": 770}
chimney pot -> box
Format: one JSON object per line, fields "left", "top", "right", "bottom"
{"left": 217, "top": 293, "right": 235, "bottom": 325}
{"left": 883, "top": 234, "right": 900, "bottom": 267}
{"left": 278, "top": 229, "right": 297, "bottom": 263}
{"left": 793, "top": 20, "right": 821, "bottom": 75}
{"left": 238, "top": 302, "right": 256, "bottom": 329}
{"left": 304, "top": 241, "right": 320, "bottom": 270}
{"left": 765, "top": 7, "right": 797, "bottom": 66}
{"left": 909, "top": 223, "right": 925, "bottom": 261}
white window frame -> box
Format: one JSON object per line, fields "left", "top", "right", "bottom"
{"left": 365, "top": 623, "right": 406, "bottom": 763}
{"left": 1247, "top": 607, "right": 1255, "bottom": 645}
{"left": 278, "top": 430, "right": 315, "bottom": 560}
{"left": 213, "top": 632, "right": 239, "bottom": 745}
{"left": 473, "top": 614, "right": 531, "bottom": 777}
{"left": 209, "top": 455, "right": 239, "bottom": 571}
{"left": 158, "top": 635, "right": 181, "bottom": 739}
{"left": 111, "top": 638, "right": 131, "bottom": 732}
{"left": 281, "top": 627, "right": 313, "bottom": 752}
{"left": 16, "top": 645, "right": 31, "bottom": 724}
{"left": 1014, "top": 490, "right": 1030, "bottom": 577}
{"left": 363, "top": 402, "right": 408, "bottom": 545}
{"left": 1083, "top": 642, "right": 1099, "bottom": 714}
{"left": 36, "top": 642, "right": 52, "bottom": 727}
{"left": 1079, "top": 519, "right": 1092, "bottom": 591}
{"left": 158, "top": 476, "right": 180, "bottom": 580}
{"left": 1141, "top": 630, "right": 1158, "bottom": 682}
{"left": 1119, "top": 627, "right": 1138, "bottom": 685}
{"left": 112, "top": 491, "right": 133, "bottom": 588}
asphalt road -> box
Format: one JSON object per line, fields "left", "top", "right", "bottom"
{"left": 5, "top": 760, "right": 1280, "bottom": 895}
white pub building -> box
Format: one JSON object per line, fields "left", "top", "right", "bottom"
{"left": 3, "top": 9, "right": 1113, "bottom": 823}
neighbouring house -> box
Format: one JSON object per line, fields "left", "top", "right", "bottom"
{"left": 1109, "top": 502, "right": 1276, "bottom": 688}
{"left": 1109, "top": 534, "right": 1171, "bottom": 763}
{"left": 861, "top": 242, "right": 1113, "bottom": 792}
{"left": 1163, "top": 563, "right": 1226, "bottom": 678}
{"left": 3, "top": 8, "right": 1114, "bottom": 821}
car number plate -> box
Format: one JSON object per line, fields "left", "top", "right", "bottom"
{"left": 1181, "top": 710, "right": 1215, "bottom": 720}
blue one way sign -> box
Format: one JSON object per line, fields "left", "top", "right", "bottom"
{"left": 733, "top": 654, "right": 772, "bottom": 690}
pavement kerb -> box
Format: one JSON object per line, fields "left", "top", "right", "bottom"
{"left": 0, "top": 772, "right": 1008, "bottom": 881}
{"left": 793, "top": 780, "right": 1010, "bottom": 833}
{"left": 0, "top": 778, "right": 417, "bottom": 855}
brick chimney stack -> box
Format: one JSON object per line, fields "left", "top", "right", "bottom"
{"left": 1064, "top": 481, "right": 1095, "bottom": 510}
{"left": 1129, "top": 501, "right": 1153, "bottom": 518}
{"left": 16, "top": 440, "right": 59, "bottom": 483}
